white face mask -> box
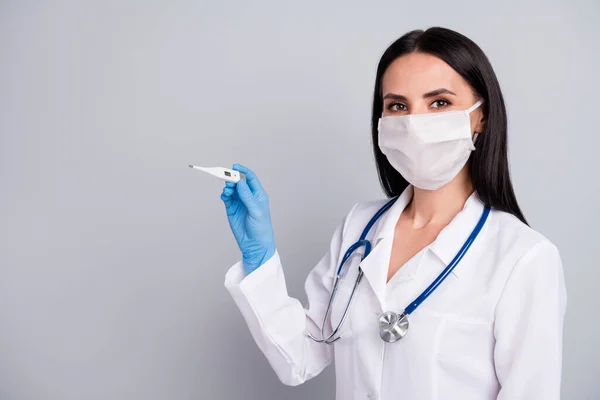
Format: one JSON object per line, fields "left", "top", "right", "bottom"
{"left": 377, "top": 99, "right": 483, "bottom": 191}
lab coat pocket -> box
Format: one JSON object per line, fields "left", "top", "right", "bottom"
{"left": 417, "top": 277, "right": 496, "bottom": 397}
{"left": 435, "top": 315, "right": 496, "bottom": 398}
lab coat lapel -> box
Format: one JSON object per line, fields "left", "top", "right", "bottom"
{"left": 357, "top": 186, "right": 414, "bottom": 309}
{"left": 358, "top": 236, "right": 392, "bottom": 309}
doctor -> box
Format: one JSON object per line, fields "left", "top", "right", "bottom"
{"left": 219, "top": 27, "right": 566, "bottom": 400}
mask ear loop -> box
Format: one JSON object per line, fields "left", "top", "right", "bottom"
{"left": 467, "top": 99, "right": 484, "bottom": 113}
{"left": 469, "top": 99, "right": 484, "bottom": 145}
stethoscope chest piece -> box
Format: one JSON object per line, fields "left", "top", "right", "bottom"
{"left": 378, "top": 311, "right": 409, "bottom": 343}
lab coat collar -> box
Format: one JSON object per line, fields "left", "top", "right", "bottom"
{"left": 428, "top": 191, "right": 486, "bottom": 276}
{"left": 358, "top": 185, "right": 486, "bottom": 307}
{"left": 372, "top": 185, "right": 414, "bottom": 244}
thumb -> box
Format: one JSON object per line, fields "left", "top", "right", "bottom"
{"left": 236, "top": 179, "right": 255, "bottom": 208}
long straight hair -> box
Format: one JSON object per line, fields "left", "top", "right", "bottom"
{"left": 371, "top": 27, "right": 527, "bottom": 224}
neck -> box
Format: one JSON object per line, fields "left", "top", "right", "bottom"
{"left": 406, "top": 169, "right": 474, "bottom": 229}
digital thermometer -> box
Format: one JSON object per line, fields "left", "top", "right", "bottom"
{"left": 188, "top": 165, "right": 241, "bottom": 183}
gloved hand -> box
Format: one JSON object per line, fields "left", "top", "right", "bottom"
{"left": 220, "top": 163, "right": 276, "bottom": 275}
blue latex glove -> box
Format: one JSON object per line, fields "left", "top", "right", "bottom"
{"left": 221, "top": 164, "right": 276, "bottom": 274}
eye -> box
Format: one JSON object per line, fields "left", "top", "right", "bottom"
{"left": 430, "top": 99, "right": 451, "bottom": 109}
{"left": 387, "top": 102, "right": 407, "bottom": 112}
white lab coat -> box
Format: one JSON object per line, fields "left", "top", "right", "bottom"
{"left": 224, "top": 186, "right": 567, "bottom": 400}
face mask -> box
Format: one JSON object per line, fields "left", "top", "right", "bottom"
{"left": 377, "top": 99, "right": 483, "bottom": 191}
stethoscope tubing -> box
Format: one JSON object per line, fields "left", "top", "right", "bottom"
{"left": 405, "top": 206, "right": 490, "bottom": 315}
{"left": 309, "top": 196, "right": 489, "bottom": 344}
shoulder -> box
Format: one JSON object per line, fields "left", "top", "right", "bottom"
{"left": 341, "top": 198, "right": 390, "bottom": 231}
{"left": 489, "top": 208, "right": 559, "bottom": 254}
{"left": 346, "top": 198, "right": 390, "bottom": 220}
{"left": 490, "top": 210, "right": 567, "bottom": 317}
{"left": 334, "top": 197, "right": 400, "bottom": 248}
{"left": 487, "top": 208, "right": 563, "bottom": 279}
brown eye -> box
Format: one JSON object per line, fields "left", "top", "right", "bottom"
{"left": 431, "top": 99, "right": 450, "bottom": 109}
{"left": 387, "top": 102, "right": 407, "bottom": 112}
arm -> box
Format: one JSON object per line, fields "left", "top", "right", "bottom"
{"left": 494, "top": 240, "right": 567, "bottom": 399}
{"left": 224, "top": 204, "right": 357, "bottom": 386}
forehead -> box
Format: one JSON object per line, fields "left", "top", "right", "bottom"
{"left": 381, "top": 52, "right": 470, "bottom": 95}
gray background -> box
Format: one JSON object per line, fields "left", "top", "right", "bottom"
{"left": 0, "top": 1, "right": 598, "bottom": 399}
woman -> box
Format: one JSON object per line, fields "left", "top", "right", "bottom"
{"left": 220, "top": 27, "right": 566, "bottom": 400}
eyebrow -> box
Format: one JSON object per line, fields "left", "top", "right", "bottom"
{"left": 383, "top": 88, "right": 457, "bottom": 101}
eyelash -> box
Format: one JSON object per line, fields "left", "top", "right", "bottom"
{"left": 387, "top": 99, "right": 452, "bottom": 112}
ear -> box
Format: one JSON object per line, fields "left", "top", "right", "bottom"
{"left": 474, "top": 110, "right": 486, "bottom": 134}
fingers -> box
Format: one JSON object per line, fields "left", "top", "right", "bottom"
{"left": 221, "top": 180, "right": 237, "bottom": 205}
{"left": 232, "top": 163, "right": 265, "bottom": 195}
{"left": 235, "top": 178, "right": 254, "bottom": 208}
{"left": 222, "top": 186, "right": 235, "bottom": 196}
{"left": 221, "top": 193, "right": 232, "bottom": 208}
{"left": 222, "top": 164, "right": 266, "bottom": 211}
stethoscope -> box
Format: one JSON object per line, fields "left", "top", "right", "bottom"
{"left": 308, "top": 196, "right": 490, "bottom": 344}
